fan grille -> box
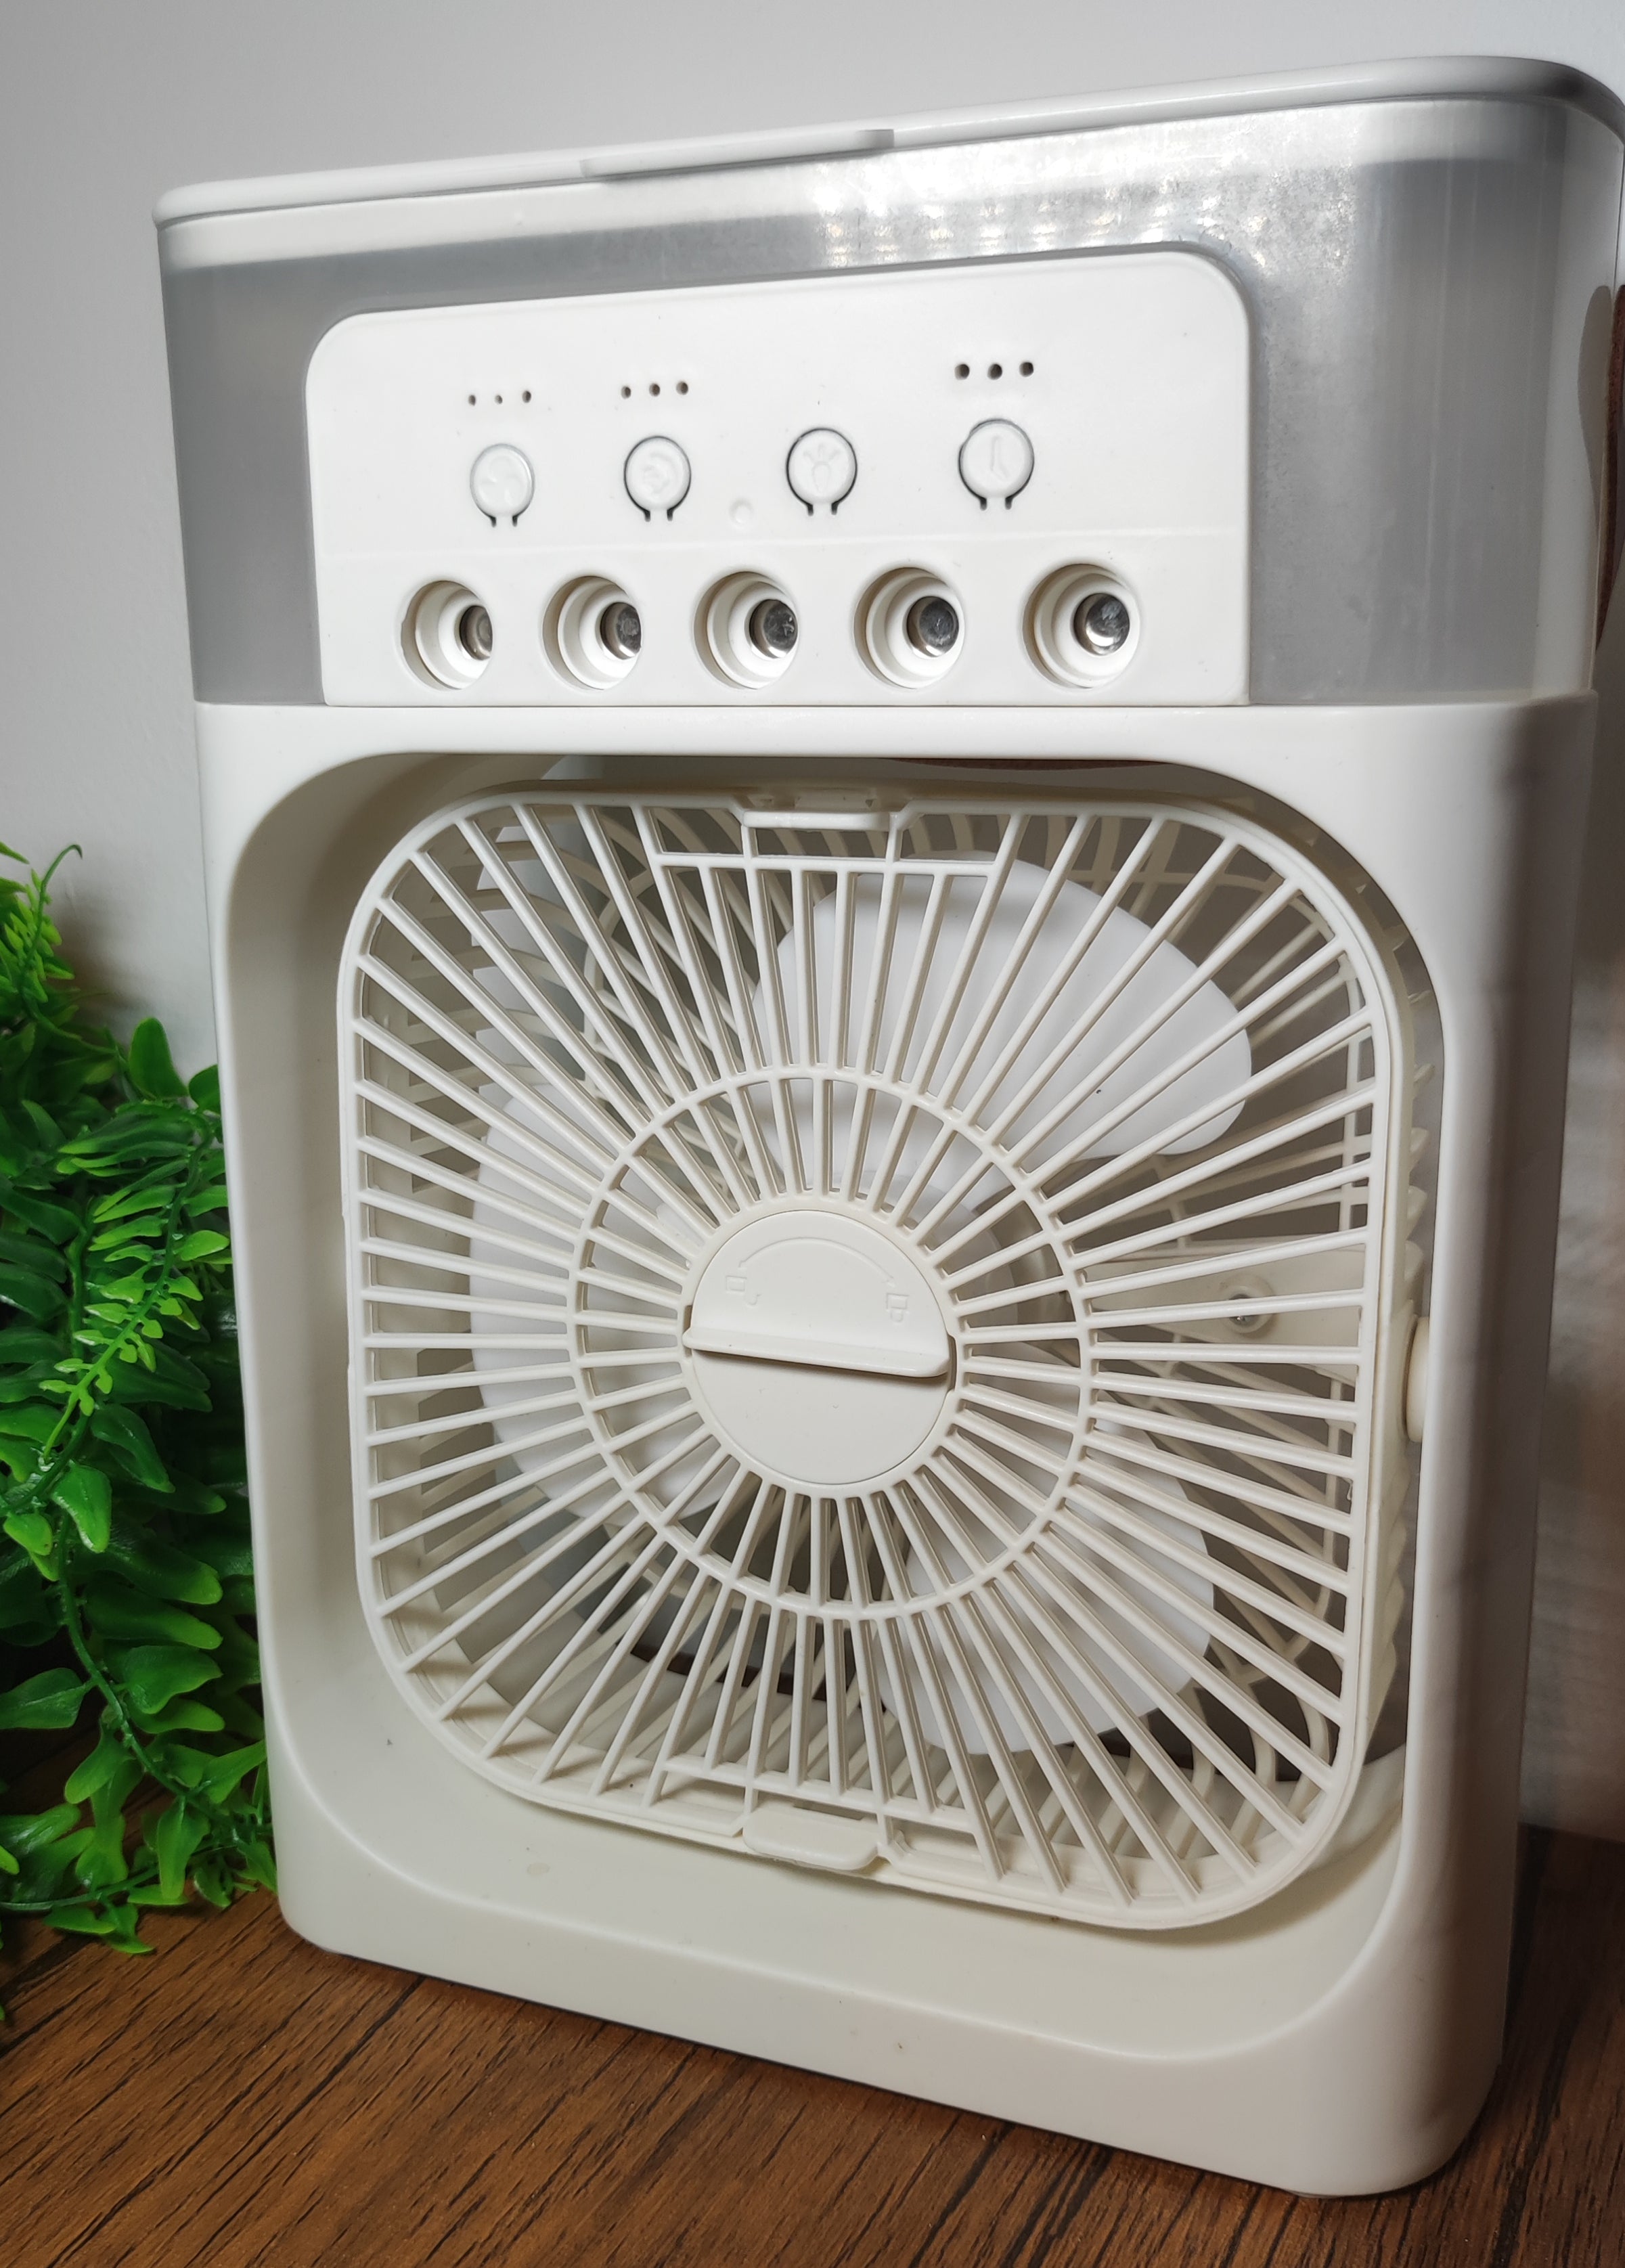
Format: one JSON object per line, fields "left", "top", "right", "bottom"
{"left": 340, "top": 787, "right": 1422, "bottom": 1927}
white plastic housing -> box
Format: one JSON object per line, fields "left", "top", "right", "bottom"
{"left": 166, "top": 60, "right": 1616, "bottom": 2202}
{"left": 197, "top": 692, "right": 1592, "bottom": 2196}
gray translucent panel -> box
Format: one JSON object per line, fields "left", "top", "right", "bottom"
{"left": 160, "top": 86, "right": 1622, "bottom": 706}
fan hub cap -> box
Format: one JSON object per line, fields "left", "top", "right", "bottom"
{"left": 684, "top": 1211, "right": 954, "bottom": 1487}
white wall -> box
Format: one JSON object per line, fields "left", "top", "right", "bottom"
{"left": 2, "top": 1, "right": 1623, "bottom": 1831}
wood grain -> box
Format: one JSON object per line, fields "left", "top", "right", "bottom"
{"left": 1, "top": 1828, "right": 1622, "bottom": 2268}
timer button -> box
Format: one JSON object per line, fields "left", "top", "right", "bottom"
{"left": 958, "top": 419, "right": 1033, "bottom": 508}
{"left": 470, "top": 443, "right": 534, "bottom": 524}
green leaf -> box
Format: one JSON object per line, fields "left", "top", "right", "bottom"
{"left": 156, "top": 1475, "right": 225, "bottom": 1520}
{"left": 147, "top": 1739, "right": 211, "bottom": 1789}
{"left": 174, "top": 1230, "right": 230, "bottom": 1265}
{"left": 201, "top": 1441, "right": 247, "bottom": 1489}
{"left": 74, "top": 1815, "right": 131, "bottom": 1890}
{"left": 0, "top": 1623, "right": 59, "bottom": 1652}
{"left": 152, "top": 1801, "right": 210, "bottom": 1900}
{"left": 0, "top": 1230, "right": 67, "bottom": 1276}
{"left": 126, "top": 1020, "right": 186, "bottom": 1099}
{"left": 185, "top": 1182, "right": 229, "bottom": 1216}
{"left": 102, "top": 1906, "right": 154, "bottom": 1956}
{"left": 91, "top": 1184, "right": 173, "bottom": 1225}
{"left": 88, "top": 1749, "right": 141, "bottom": 1827}
{"left": 19, "top": 1100, "right": 62, "bottom": 1149}
{"left": 22, "top": 1826, "right": 94, "bottom": 1893}
{"left": 194, "top": 1530, "right": 254, "bottom": 1584}
{"left": 0, "top": 1261, "right": 66, "bottom": 1321}
{"left": 0, "top": 1370, "right": 55, "bottom": 1407}
{"left": 51, "top": 1461, "right": 113, "bottom": 1552}
{"left": 47, "top": 1898, "right": 151, "bottom": 1953}
{"left": 0, "top": 1401, "right": 60, "bottom": 1442}
{"left": 0, "top": 1552, "right": 55, "bottom": 1633}
{"left": 0, "top": 1842, "right": 18, "bottom": 1874}
{"left": 190, "top": 1855, "right": 233, "bottom": 1909}
{"left": 84, "top": 1584, "right": 221, "bottom": 1649}
{"left": 240, "top": 1838, "right": 277, "bottom": 1894}
{"left": 186, "top": 1066, "right": 221, "bottom": 1111}
{"left": 214, "top": 1689, "right": 265, "bottom": 1741}
{"left": 0, "top": 1667, "right": 87, "bottom": 1730}
{"left": 0, "top": 1804, "right": 81, "bottom": 1854}
{"left": 104, "top": 1644, "right": 217, "bottom": 1714}
{"left": 210, "top": 1618, "right": 260, "bottom": 1687}
{"left": 127, "top": 1695, "right": 225, "bottom": 1735}
{"left": 0, "top": 1185, "right": 79, "bottom": 1243}
{"left": 47, "top": 1903, "right": 121, "bottom": 1938}
{"left": 0, "top": 1327, "right": 65, "bottom": 1369}
{"left": 108, "top": 1343, "right": 210, "bottom": 1410}
{"left": 198, "top": 1740, "right": 267, "bottom": 1806}
{"left": 0, "top": 1540, "right": 45, "bottom": 1588}
{"left": 104, "top": 1532, "right": 221, "bottom": 1605}
{"left": 89, "top": 1404, "right": 171, "bottom": 1492}
{"left": 64, "top": 1729, "right": 134, "bottom": 1803}
{"left": 0, "top": 1442, "right": 41, "bottom": 1485}
{"left": 3, "top": 1507, "right": 55, "bottom": 1566}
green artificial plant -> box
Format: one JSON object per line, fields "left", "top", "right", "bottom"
{"left": 0, "top": 844, "right": 270, "bottom": 1978}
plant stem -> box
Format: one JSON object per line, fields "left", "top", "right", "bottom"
{"left": 0, "top": 1861, "right": 166, "bottom": 1915}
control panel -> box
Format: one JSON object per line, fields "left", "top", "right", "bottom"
{"left": 305, "top": 252, "right": 1249, "bottom": 707}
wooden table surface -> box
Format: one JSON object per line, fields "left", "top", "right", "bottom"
{"left": 1, "top": 1827, "right": 1622, "bottom": 2268}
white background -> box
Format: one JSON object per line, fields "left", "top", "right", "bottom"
{"left": 1, "top": 1, "right": 1622, "bottom": 1833}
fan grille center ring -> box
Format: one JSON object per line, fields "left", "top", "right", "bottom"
{"left": 566, "top": 1081, "right": 1092, "bottom": 1598}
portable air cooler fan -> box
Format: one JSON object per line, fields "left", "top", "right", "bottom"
{"left": 159, "top": 59, "right": 1624, "bottom": 2195}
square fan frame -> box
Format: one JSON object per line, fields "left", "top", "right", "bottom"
{"left": 337, "top": 776, "right": 1423, "bottom": 1932}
